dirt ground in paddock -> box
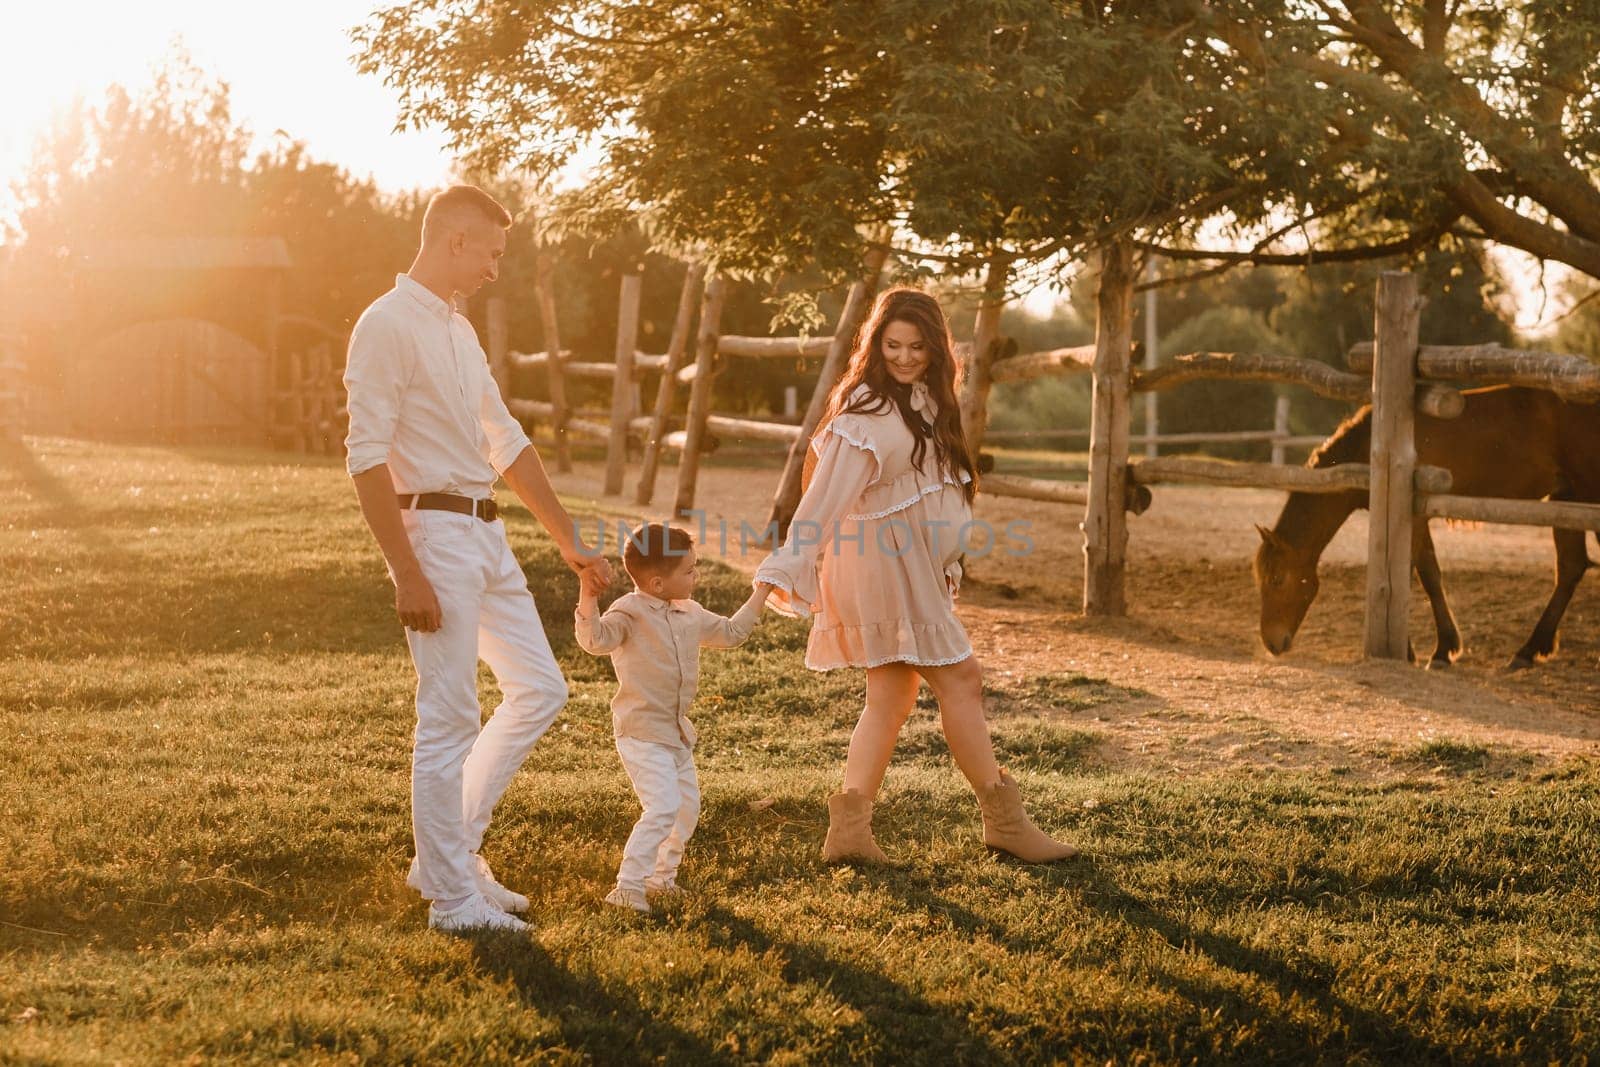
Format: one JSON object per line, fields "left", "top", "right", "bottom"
{"left": 549, "top": 458, "right": 1600, "bottom": 779}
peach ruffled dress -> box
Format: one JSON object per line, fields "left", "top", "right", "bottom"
{"left": 754, "top": 381, "right": 974, "bottom": 670}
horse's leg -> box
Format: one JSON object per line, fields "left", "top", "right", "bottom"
{"left": 1412, "top": 521, "right": 1462, "bottom": 668}
{"left": 1508, "top": 517, "right": 1591, "bottom": 670}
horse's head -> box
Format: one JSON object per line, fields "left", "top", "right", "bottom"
{"left": 1252, "top": 523, "right": 1319, "bottom": 655}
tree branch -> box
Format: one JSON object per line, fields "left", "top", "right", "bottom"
{"left": 1448, "top": 174, "right": 1600, "bottom": 279}
{"left": 544, "top": 12, "right": 726, "bottom": 48}
{"left": 1135, "top": 216, "right": 1455, "bottom": 267}
{"left": 1340, "top": 0, "right": 1600, "bottom": 243}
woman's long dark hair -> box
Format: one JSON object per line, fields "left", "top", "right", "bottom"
{"left": 806, "top": 287, "right": 978, "bottom": 502}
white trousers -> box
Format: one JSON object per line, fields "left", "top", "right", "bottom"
{"left": 614, "top": 736, "right": 700, "bottom": 893}
{"left": 399, "top": 508, "right": 568, "bottom": 901}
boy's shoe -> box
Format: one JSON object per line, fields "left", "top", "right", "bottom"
{"left": 603, "top": 886, "right": 652, "bottom": 914}
{"left": 428, "top": 892, "right": 529, "bottom": 934}
{"left": 407, "top": 853, "right": 530, "bottom": 914}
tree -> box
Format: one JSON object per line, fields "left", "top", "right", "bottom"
{"left": 1144, "top": 2, "right": 1600, "bottom": 285}
{"left": 359, "top": 1, "right": 1600, "bottom": 305}
{"left": 355, "top": 1, "right": 1339, "bottom": 294}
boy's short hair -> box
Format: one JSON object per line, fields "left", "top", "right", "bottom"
{"left": 622, "top": 523, "right": 694, "bottom": 583}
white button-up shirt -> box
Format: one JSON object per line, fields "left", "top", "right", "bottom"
{"left": 343, "top": 273, "right": 531, "bottom": 495}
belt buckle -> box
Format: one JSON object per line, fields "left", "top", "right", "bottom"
{"left": 479, "top": 498, "right": 498, "bottom": 522}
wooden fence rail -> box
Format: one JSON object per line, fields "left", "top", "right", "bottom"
{"left": 1347, "top": 341, "right": 1600, "bottom": 401}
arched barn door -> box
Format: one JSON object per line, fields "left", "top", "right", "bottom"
{"left": 75, "top": 318, "right": 273, "bottom": 445}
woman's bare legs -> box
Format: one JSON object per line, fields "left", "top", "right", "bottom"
{"left": 830, "top": 653, "right": 1069, "bottom": 862}
{"left": 840, "top": 663, "right": 921, "bottom": 798}
{"left": 920, "top": 654, "right": 1075, "bottom": 861}
{"left": 915, "top": 655, "right": 1001, "bottom": 791}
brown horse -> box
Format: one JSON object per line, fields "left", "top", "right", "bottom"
{"left": 1253, "top": 386, "right": 1600, "bottom": 668}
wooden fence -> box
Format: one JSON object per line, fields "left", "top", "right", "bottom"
{"left": 498, "top": 255, "right": 1365, "bottom": 539}
{"left": 275, "top": 340, "right": 345, "bottom": 455}
{"left": 490, "top": 253, "right": 1600, "bottom": 662}
{"left": 984, "top": 395, "right": 1325, "bottom": 467}
{"left": 504, "top": 252, "right": 890, "bottom": 540}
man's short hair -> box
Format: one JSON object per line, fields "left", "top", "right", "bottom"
{"left": 622, "top": 523, "right": 694, "bottom": 583}
{"left": 422, "top": 185, "right": 512, "bottom": 239}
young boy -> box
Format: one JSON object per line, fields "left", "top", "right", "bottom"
{"left": 575, "top": 523, "right": 772, "bottom": 913}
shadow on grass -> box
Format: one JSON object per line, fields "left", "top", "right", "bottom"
{"left": 1061, "top": 865, "right": 1456, "bottom": 1062}
{"left": 468, "top": 934, "right": 733, "bottom": 1064}
{"left": 0, "top": 437, "right": 124, "bottom": 557}
{"left": 697, "top": 904, "right": 1016, "bottom": 1062}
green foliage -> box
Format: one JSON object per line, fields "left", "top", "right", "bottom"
{"left": 1157, "top": 306, "right": 1288, "bottom": 458}
{"left": 357, "top": 2, "right": 1600, "bottom": 288}
{"left": 3, "top": 438, "right": 1599, "bottom": 1062}
{"left": 355, "top": 1, "right": 1332, "bottom": 282}
{"left": 978, "top": 301, "right": 1096, "bottom": 437}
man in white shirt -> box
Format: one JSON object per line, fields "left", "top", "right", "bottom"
{"left": 344, "top": 185, "right": 612, "bottom": 934}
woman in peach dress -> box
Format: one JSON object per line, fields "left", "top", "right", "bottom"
{"left": 755, "top": 287, "right": 1075, "bottom": 864}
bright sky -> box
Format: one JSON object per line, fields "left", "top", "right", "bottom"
{"left": 0, "top": 1, "right": 457, "bottom": 220}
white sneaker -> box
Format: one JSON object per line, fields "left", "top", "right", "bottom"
{"left": 408, "top": 854, "right": 530, "bottom": 914}
{"left": 428, "top": 892, "right": 529, "bottom": 934}
{"left": 472, "top": 854, "right": 530, "bottom": 914}
{"left": 603, "top": 886, "right": 652, "bottom": 914}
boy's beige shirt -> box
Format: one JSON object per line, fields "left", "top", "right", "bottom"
{"left": 575, "top": 591, "right": 762, "bottom": 747}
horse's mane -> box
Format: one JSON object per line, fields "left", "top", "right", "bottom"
{"left": 1305, "top": 405, "right": 1372, "bottom": 469}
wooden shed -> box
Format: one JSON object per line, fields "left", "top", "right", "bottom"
{"left": 64, "top": 236, "right": 290, "bottom": 445}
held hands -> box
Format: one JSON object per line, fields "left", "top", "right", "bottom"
{"left": 564, "top": 545, "right": 614, "bottom": 600}
{"left": 749, "top": 580, "right": 776, "bottom": 614}
{"left": 562, "top": 544, "right": 610, "bottom": 580}
{"left": 578, "top": 560, "right": 613, "bottom": 600}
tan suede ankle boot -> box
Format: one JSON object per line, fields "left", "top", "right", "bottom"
{"left": 821, "top": 789, "right": 889, "bottom": 864}
{"left": 977, "top": 770, "right": 1078, "bottom": 863}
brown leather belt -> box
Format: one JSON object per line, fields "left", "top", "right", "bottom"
{"left": 398, "top": 492, "right": 499, "bottom": 522}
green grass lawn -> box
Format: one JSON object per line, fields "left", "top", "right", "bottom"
{"left": 2, "top": 437, "right": 1597, "bottom": 1065}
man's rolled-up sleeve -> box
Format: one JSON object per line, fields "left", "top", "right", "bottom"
{"left": 343, "top": 312, "right": 408, "bottom": 477}
{"left": 477, "top": 350, "right": 533, "bottom": 474}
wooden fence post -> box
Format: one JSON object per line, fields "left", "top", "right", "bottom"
{"left": 765, "top": 245, "right": 888, "bottom": 539}
{"left": 958, "top": 258, "right": 1008, "bottom": 458}
{"left": 1083, "top": 240, "right": 1136, "bottom": 616}
{"left": 534, "top": 253, "right": 572, "bottom": 473}
{"left": 1364, "top": 271, "right": 1421, "bottom": 660}
{"left": 1271, "top": 393, "right": 1291, "bottom": 466}
{"left": 636, "top": 263, "right": 705, "bottom": 506}
{"left": 673, "top": 275, "right": 727, "bottom": 519}
{"left": 1143, "top": 253, "right": 1160, "bottom": 458}
{"left": 486, "top": 296, "right": 510, "bottom": 400}
{"left": 288, "top": 349, "right": 309, "bottom": 453}
{"left": 605, "top": 273, "right": 643, "bottom": 496}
